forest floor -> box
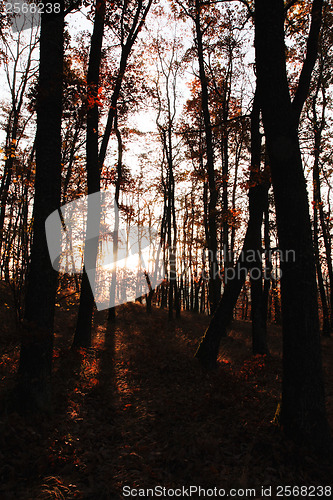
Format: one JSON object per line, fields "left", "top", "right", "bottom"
{"left": 0, "top": 281, "right": 333, "bottom": 499}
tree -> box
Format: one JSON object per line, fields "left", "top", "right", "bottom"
{"left": 73, "top": 0, "right": 153, "bottom": 343}
{"left": 305, "top": 2, "right": 333, "bottom": 335}
{"left": 72, "top": 0, "right": 106, "bottom": 347}
{"left": 17, "top": 1, "right": 65, "bottom": 412}
{"left": 107, "top": 111, "right": 122, "bottom": 323}
{"left": 195, "top": 87, "right": 270, "bottom": 367}
{"left": 0, "top": 23, "right": 38, "bottom": 273}
{"left": 174, "top": 0, "right": 222, "bottom": 313}
{"left": 193, "top": 0, "right": 220, "bottom": 313}
{"left": 255, "top": 0, "right": 331, "bottom": 449}
{"left": 152, "top": 31, "right": 183, "bottom": 319}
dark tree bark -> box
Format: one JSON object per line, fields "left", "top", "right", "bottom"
{"left": 0, "top": 34, "right": 36, "bottom": 270}
{"left": 98, "top": 0, "right": 153, "bottom": 167}
{"left": 195, "top": 185, "right": 269, "bottom": 367}
{"left": 195, "top": 90, "right": 269, "bottom": 368}
{"left": 210, "top": 50, "right": 233, "bottom": 276}
{"left": 75, "top": 0, "right": 153, "bottom": 336}
{"left": 160, "top": 126, "right": 179, "bottom": 320}
{"left": 154, "top": 42, "right": 181, "bottom": 320}
{"left": 310, "top": 70, "right": 333, "bottom": 334}
{"left": 262, "top": 184, "right": 272, "bottom": 329}
{"left": 255, "top": 0, "right": 331, "bottom": 449}
{"left": 0, "top": 156, "right": 14, "bottom": 267}
{"left": 314, "top": 202, "right": 330, "bottom": 337}
{"left": 108, "top": 116, "right": 122, "bottom": 323}
{"left": 73, "top": 0, "right": 106, "bottom": 347}
{"left": 17, "top": 1, "right": 64, "bottom": 412}
{"left": 144, "top": 270, "right": 154, "bottom": 314}
{"left": 194, "top": 0, "right": 220, "bottom": 313}
{"left": 230, "top": 134, "right": 242, "bottom": 263}
{"left": 249, "top": 97, "right": 269, "bottom": 356}
{"left": 312, "top": 93, "right": 331, "bottom": 336}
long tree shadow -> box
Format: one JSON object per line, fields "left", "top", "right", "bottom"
{"left": 0, "top": 299, "right": 120, "bottom": 499}
{"left": 93, "top": 304, "right": 332, "bottom": 495}
{"left": 0, "top": 302, "right": 91, "bottom": 498}
{"left": 1, "top": 301, "right": 332, "bottom": 499}
{"left": 90, "top": 304, "right": 274, "bottom": 492}
{"left": 47, "top": 308, "right": 121, "bottom": 499}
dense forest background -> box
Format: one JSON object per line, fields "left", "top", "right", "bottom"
{"left": 0, "top": 0, "right": 333, "bottom": 498}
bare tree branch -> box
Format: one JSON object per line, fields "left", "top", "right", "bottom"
{"left": 292, "top": 0, "right": 324, "bottom": 125}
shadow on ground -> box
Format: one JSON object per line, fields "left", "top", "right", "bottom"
{"left": 0, "top": 293, "right": 332, "bottom": 499}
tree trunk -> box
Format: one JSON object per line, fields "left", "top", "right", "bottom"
{"left": 195, "top": 90, "right": 269, "bottom": 367}
{"left": 108, "top": 118, "right": 122, "bottom": 323}
{"left": 17, "top": 2, "right": 64, "bottom": 412}
{"left": 262, "top": 187, "right": 272, "bottom": 328}
{"left": 255, "top": 0, "right": 331, "bottom": 449}
{"left": 312, "top": 105, "right": 330, "bottom": 336}
{"left": 249, "top": 93, "right": 269, "bottom": 355}
{"left": 311, "top": 85, "right": 332, "bottom": 335}
{"left": 195, "top": 0, "right": 220, "bottom": 312}
{"left": 314, "top": 207, "right": 330, "bottom": 336}
{"left": 73, "top": 0, "right": 106, "bottom": 347}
